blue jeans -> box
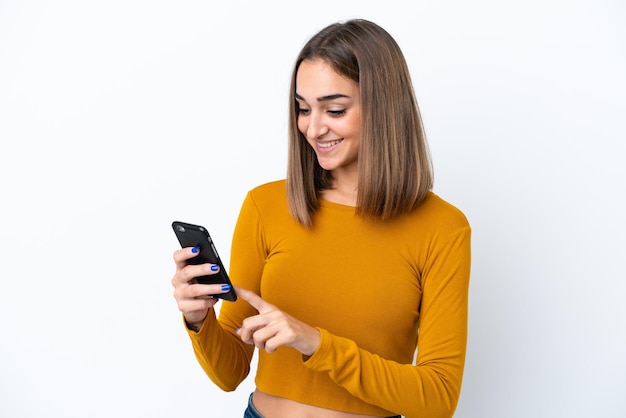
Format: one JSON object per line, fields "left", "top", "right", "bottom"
{"left": 243, "top": 392, "right": 401, "bottom": 418}
{"left": 243, "top": 393, "right": 263, "bottom": 418}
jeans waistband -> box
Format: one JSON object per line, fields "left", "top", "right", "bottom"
{"left": 243, "top": 393, "right": 263, "bottom": 418}
{"left": 244, "top": 392, "right": 401, "bottom": 418}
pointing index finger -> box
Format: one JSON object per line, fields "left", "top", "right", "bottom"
{"left": 234, "top": 285, "right": 269, "bottom": 313}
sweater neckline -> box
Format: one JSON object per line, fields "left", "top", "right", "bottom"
{"left": 318, "top": 198, "right": 357, "bottom": 211}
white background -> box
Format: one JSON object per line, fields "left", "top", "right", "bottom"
{"left": 1, "top": 1, "right": 625, "bottom": 417}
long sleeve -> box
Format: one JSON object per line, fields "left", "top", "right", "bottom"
{"left": 303, "top": 227, "right": 471, "bottom": 418}
{"left": 183, "top": 180, "right": 471, "bottom": 418}
{"left": 184, "top": 189, "right": 267, "bottom": 391}
{"left": 185, "top": 309, "right": 254, "bottom": 391}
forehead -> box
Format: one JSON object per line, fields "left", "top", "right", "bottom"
{"left": 295, "top": 59, "right": 359, "bottom": 99}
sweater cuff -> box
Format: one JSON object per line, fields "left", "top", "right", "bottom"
{"left": 184, "top": 309, "right": 217, "bottom": 338}
{"left": 302, "top": 327, "right": 332, "bottom": 368}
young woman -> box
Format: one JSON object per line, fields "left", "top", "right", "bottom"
{"left": 172, "top": 19, "right": 471, "bottom": 418}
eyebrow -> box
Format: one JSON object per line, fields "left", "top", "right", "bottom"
{"left": 295, "top": 92, "right": 351, "bottom": 102}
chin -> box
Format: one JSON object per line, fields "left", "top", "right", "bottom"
{"left": 316, "top": 160, "right": 339, "bottom": 171}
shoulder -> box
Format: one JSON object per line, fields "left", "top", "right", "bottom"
{"left": 413, "top": 192, "right": 470, "bottom": 233}
{"left": 239, "top": 180, "right": 289, "bottom": 221}
{"left": 247, "top": 179, "right": 287, "bottom": 203}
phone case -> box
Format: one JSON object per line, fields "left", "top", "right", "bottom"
{"left": 172, "top": 221, "right": 237, "bottom": 301}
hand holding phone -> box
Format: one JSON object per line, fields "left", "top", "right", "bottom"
{"left": 172, "top": 221, "right": 237, "bottom": 302}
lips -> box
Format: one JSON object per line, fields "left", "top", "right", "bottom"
{"left": 317, "top": 139, "right": 343, "bottom": 149}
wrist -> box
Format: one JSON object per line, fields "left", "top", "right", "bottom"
{"left": 301, "top": 326, "right": 321, "bottom": 356}
{"left": 186, "top": 319, "right": 202, "bottom": 332}
{"left": 184, "top": 311, "right": 209, "bottom": 332}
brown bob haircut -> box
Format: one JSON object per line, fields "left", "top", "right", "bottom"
{"left": 287, "top": 19, "right": 433, "bottom": 227}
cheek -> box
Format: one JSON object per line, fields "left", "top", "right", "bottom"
{"left": 335, "top": 111, "right": 359, "bottom": 136}
{"left": 339, "top": 119, "right": 359, "bottom": 138}
{"left": 297, "top": 117, "right": 307, "bottom": 135}
{"left": 349, "top": 112, "right": 361, "bottom": 129}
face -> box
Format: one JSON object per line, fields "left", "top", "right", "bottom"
{"left": 295, "top": 59, "right": 361, "bottom": 175}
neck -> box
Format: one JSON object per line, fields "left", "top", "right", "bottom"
{"left": 321, "top": 180, "right": 358, "bottom": 207}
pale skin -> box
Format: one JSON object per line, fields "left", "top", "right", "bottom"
{"left": 172, "top": 59, "right": 383, "bottom": 417}
{"left": 297, "top": 59, "right": 361, "bottom": 206}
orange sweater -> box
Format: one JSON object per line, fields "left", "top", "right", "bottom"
{"left": 187, "top": 180, "right": 471, "bottom": 418}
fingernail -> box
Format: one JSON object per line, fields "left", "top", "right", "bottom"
{"left": 211, "top": 265, "right": 219, "bottom": 272}
{"left": 221, "top": 284, "right": 231, "bottom": 291}
{"left": 191, "top": 246, "right": 199, "bottom": 254}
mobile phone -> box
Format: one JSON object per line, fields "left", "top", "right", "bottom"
{"left": 172, "top": 221, "right": 237, "bottom": 302}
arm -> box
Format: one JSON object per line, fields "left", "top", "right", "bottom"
{"left": 186, "top": 308, "right": 255, "bottom": 391}
{"left": 303, "top": 227, "right": 471, "bottom": 418}
{"left": 181, "top": 192, "right": 266, "bottom": 391}
{"left": 171, "top": 244, "right": 254, "bottom": 391}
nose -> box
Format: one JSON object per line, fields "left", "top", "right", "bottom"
{"left": 306, "top": 112, "right": 329, "bottom": 139}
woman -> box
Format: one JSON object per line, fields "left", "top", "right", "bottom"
{"left": 172, "top": 19, "right": 471, "bottom": 418}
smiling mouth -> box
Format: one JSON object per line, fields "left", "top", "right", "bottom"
{"left": 318, "top": 139, "right": 343, "bottom": 148}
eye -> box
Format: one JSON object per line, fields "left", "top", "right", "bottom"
{"left": 328, "top": 109, "right": 346, "bottom": 117}
{"left": 298, "top": 107, "right": 310, "bottom": 116}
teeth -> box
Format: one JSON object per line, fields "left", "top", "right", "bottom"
{"left": 319, "top": 139, "right": 342, "bottom": 148}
